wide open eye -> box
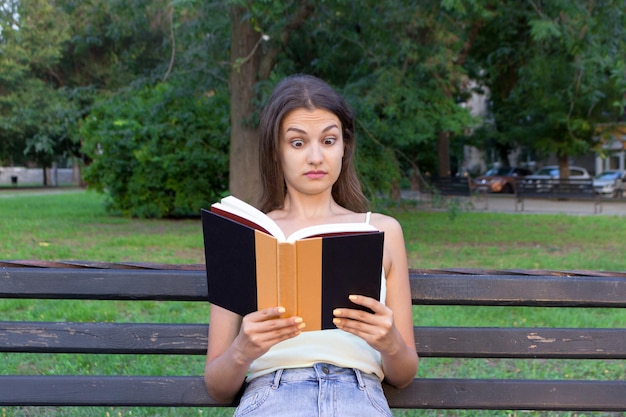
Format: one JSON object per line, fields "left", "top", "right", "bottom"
{"left": 290, "top": 139, "right": 305, "bottom": 148}
{"left": 322, "top": 137, "right": 337, "bottom": 146}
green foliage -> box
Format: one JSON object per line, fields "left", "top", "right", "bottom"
{"left": 4, "top": 0, "right": 626, "bottom": 208}
{"left": 0, "top": 0, "right": 74, "bottom": 166}
{"left": 0, "top": 0, "right": 173, "bottom": 167}
{"left": 467, "top": 0, "right": 626, "bottom": 168}
{"left": 81, "top": 82, "right": 230, "bottom": 218}
{"left": 261, "top": 0, "right": 477, "bottom": 191}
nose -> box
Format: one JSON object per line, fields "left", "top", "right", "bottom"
{"left": 307, "top": 142, "right": 323, "bottom": 165}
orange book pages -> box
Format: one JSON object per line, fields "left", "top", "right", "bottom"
{"left": 277, "top": 242, "right": 297, "bottom": 319}
{"left": 295, "top": 238, "right": 323, "bottom": 331}
{"left": 254, "top": 233, "right": 323, "bottom": 330}
{"left": 255, "top": 231, "right": 278, "bottom": 311}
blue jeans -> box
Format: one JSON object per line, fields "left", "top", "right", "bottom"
{"left": 234, "top": 363, "right": 392, "bottom": 417}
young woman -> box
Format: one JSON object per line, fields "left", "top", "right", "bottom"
{"left": 204, "top": 74, "right": 418, "bottom": 416}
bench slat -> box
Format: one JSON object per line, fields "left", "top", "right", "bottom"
{"left": 1, "top": 376, "right": 625, "bottom": 411}
{"left": 3, "top": 322, "right": 626, "bottom": 359}
{"left": 430, "top": 177, "right": 472, "bottom": 196}
{"left": 0, "top": 322, "right": 208, "bottom": 354}
{"left": 384, "top": 378, "right": 626, "bottom": 411}
{"left": 0, "top": 268, "right": 207, "bottom": 300}
{"left": 515, "top": 179, "right": 601, "bottom": 213}
{"left": 415, "top": 327, "right": 626, "bottom": 358}
{"left": 0, "top": 376, "right": 218, "bottom": 407}
{"left": 411, "top": 274, "right": 626, "bottom": 306}
{"left": 3, "top": 268, "right": 626, "bottom": 307}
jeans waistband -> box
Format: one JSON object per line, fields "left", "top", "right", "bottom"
{"left": 251, "top": 363, "right": 376, "bottom": 391}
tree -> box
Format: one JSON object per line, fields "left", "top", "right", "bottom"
{"left": 0, "top": 0, "right": 72, "bottom": 172}
{"left": 227, "top": 1, "right": 314, "bottom": 204}
{"left": 0, "top": 0, "right": 182, "bottom": 173}
{"left": 467, "top": 0, "right": 626, "bottom": 176}
{"left": 77, "top": 1, "right": 233, "bottom": 217}
{"left": 226, "top": 1, "right": 482, "bottom": 202}
{"left": 81, "top": 82, "right": 230, "bottom": 217}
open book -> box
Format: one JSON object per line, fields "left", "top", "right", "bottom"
{"left": 202, "top": 196, "right": 384, "bottom": 331}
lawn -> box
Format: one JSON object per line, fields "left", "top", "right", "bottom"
{"left": 1, "top": 190, "right": 625, "bottom": 417}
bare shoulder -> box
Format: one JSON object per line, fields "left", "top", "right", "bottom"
{"left": 368, "top": 212, "right": 403, "bottom": 236}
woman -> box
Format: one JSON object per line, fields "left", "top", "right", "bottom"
{"left": 204, "top": 74, "right": 418, "bottom": 416}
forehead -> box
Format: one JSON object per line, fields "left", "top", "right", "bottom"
{"left": 281, "top": 108, "right": 341, "bottom": 130}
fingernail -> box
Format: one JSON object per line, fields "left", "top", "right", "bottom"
{"left": 333, "top": 318, "right": 341, "bottom": 325}
{"left": 349, "top": 295, "right": 358, "bottom": 301}
{"left": 333, "top": 309, "right": 342, "bottom": 316}
{"left": 297, "top": 322, "right": 306, "bottom": 329}
{"left": 277, "top": 307, "right": 286, "bottom": 314}
{"left": 294, "top": 317, "right": 303, "bottom": 324}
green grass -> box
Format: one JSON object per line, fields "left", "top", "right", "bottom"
{"left": 1, "top": 190, "right": 625, "bottom": 417}
{"left": 396, "top": 209, "right": 626, "bottom": 271}
{"left": 0, "top": 190, "right": 203, "bottom": 263}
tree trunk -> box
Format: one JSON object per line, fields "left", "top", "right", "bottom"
{"left": 437, "top": 131, "right": 451, "bottom": 176}
{"left": 557, "top": 154, "right": 570, "bottom": 179}
{"left": 434, "top": 18, "right": 484, "bottom": 179}
{"left": 498, "top": 145, "right": 511, "bottom": 167}
{"left": 228, "top": 6, "right": 262, "bottom": 206}
{"left": 227, "top": 3, "right": 314, "bottom": 206}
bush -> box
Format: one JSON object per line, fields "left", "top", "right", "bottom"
{"left": 81, "top": 82, "right": 229, "bottom": 218}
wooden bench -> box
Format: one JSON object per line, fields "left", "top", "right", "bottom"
{"left": 428, "top": 176, "right": 488, "bottom": 209}
{"left": 1, "top": 262, "right": 626, "bottom": 412}
{"left": 515, "top": 178, "right": 602, "bottom": 213}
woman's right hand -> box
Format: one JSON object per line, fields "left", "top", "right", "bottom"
{"left": 233, "top": 306, "right": 305, "bottom": 363}
{"left": 204, "top": 304, "right": 304, "bottom": 403}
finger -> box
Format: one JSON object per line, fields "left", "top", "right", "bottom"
{"left": 333, "top": 305, "right": 393, "bottom": 338}
{"left": 333, "top": 302, "right": 391, "bottom": 324}
{"left": 244, "top": 313, "right": 305, "bottom": 334}
{"left": 332, "top": 316, "right": 395, "bottom": 353}
{"left": 333, "top": 307, "right": 371, "bottom": 324}
{"left": 251, "top": 306, "right": 287, "bottom": 321}
{"left": 346, "top": 295, "right": 386, "bottom": 314}
{"left": 240, "top": 316, "right": 306, "bottom": 350}
{"left": 247, "top": 323, "right": 304, "bottom": 346}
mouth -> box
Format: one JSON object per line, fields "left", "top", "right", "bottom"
{"left": 305, "top": 170, "right": 326, "bottom": 179}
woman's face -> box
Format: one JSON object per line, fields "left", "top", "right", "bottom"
{"left": 278, "top": 107, "right": 344, "bottom": 197}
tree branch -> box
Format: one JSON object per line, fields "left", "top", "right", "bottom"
{"left": 163, "top": 7, "right": 175, "bottom": 82}
{"left": 259, "top": 1, "right": 314, "bottom": 79}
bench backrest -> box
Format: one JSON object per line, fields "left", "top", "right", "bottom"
{"left": 1, "top": 263, "right": 626, "bottom": 411}
{"left": 516, "top": 178, "right": 595, "bottom": 198}
{"left": 429, "top": 176, "right": 472, "bottom": 196}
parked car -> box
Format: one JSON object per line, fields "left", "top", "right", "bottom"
{"left": 522, "top": 165, "right": 592, "bottom": 192}
{"left": 472, "top": 167, "right": 533, "bottom": 193}
{"left": 593, "top": 170, "right": 625, "bottom": 197}
{"left": 524, "top": 165, "right": 592, "bottom": 181}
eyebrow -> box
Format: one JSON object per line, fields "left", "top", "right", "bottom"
{"left": 285, "top": 124, "right": 340, "bottom": 134}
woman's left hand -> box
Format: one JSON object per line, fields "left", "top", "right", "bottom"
{"left": 332, "top": 294, "right": 404, "bottom": 356}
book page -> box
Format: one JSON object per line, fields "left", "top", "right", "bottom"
{"left": 286, "top": 222, "right": 378, "bottom": 243}
{"left": 212, "top": 196, "right": 379, "bottom": 243}
{"left": 212, "top": 196, "right": 286, "bottom": 240}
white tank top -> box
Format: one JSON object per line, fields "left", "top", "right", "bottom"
{"left": 247, "top": 212, "right": 386, "bottom": 381}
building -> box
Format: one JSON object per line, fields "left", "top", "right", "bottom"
{"left": 594, "top": 123, "right": 626, "bottom": 174}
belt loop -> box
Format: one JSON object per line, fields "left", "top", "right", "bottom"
{"left": 353, "top": 368, "right": 366, "bottom": 390}
{"left": 271, "top": 368, "right": 284, "bottom": 389}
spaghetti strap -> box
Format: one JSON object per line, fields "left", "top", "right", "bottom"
{"left": 365, "top": 211, "right": 372, "bottom": 224}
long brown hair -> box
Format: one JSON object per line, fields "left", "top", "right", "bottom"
{"left": 258, "top": 74, "right": 368, "bottom": 213}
